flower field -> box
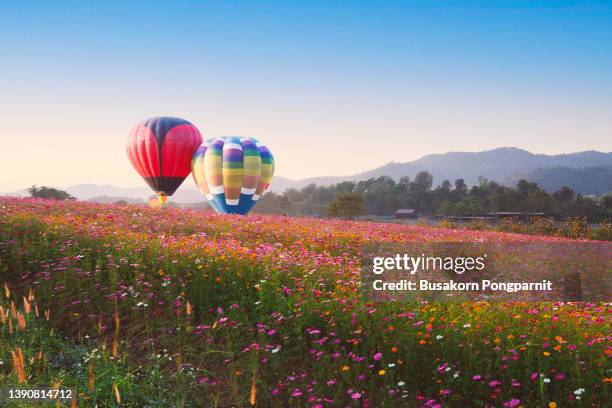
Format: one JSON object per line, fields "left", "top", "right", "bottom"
{"left": 0, "top": 197, "right": 610, "bottom": 407}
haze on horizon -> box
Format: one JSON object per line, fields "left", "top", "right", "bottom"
{"left": 1, "top": 1, "right": 611, "bottom": 192}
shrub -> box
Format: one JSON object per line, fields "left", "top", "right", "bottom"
{"left": 591, "top": 219, "right": 612, "bottom": 241}
{"left": 557, "top": 217, "right": 591, "bottom": 239}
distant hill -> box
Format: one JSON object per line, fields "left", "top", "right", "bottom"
{"left": 269, "top": 147, "right": 612, "bottom": 195}
{"left": 5, "top": 148, "right": 611, "bottom": 201}
{"left": 511, "top": 166, "right": 612, "bottom": 195}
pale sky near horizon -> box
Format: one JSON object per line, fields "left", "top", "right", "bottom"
{"left": 1, "top": 1, "right": 611, "bottom": 191}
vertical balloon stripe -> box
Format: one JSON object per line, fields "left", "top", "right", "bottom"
{"left": 253, "top": 144, "right": 274, "bottom": 199}
{"left": 192, "top": 143, "right": 213, "bottom": 199}
{"left": 142, "top": 128, "right": 160, "bottom": 178}
{"left": 222, "top": 137, "right": 244, "bottom": 205}
{"left": 204, "top": 138, "right": 224, "bottom": 195}
{"left": 240, "top": 138, "right": 261, "bottom": 194}
{"left": 128, "top": 125, "right": 160, "bottom": 178}
{"left": 162, "top": 128, "right": 180, "bottom": 177}
{"left": 162, "top": 124, "right": 202, "bottom": 178}
{"left": 126, "top": 131, "right": 144, "bottom": 176}
{"left": 129, "top": 126, "right": 149, "bottom": 177}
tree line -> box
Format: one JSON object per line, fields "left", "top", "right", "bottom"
{"left": 254, "top": 172, "right": 612, "bottom": 221}
{"left": 25, "top": 177, "right": 612, "bottom": 222}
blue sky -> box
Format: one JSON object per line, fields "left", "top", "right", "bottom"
{"left": 1, "top": 1, "right": 611, "bottom": 190}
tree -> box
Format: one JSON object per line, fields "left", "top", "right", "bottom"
{"left": 254, "top": 192, "right": 293, "bottom": 214}
{"left": 28, "top": 185, "right": 75, "bottom": 201}
{"left": 336, "top": 181, "right": 355, "bottom": 194}
{"left": 440, "top": 180, "right": 451, "bottom": 192}
{"left": 327, "top": 192, "right": 365, "bottom": 219}
{"left": 553, "top": 186, "right": 575, "bottom": 203}
{"left": 454, "top": 179, "right": 468, "bottom": 198}
{"left": 516, "top": 179, "right": 531, "bottom": 198}
{"left": 412, "top": 171, "right": 433, "bottom": 191}
{"left": 438, "top": 200, "right": 453, "bottom": 215}
{"left": 398, "top": 176, "right": 411, "bottom": 187}
{"left": 477, "top": 176, "right": 490, "bottom": 189}
{"left": 461, "top": 196, "right": 485, "bottom": 215}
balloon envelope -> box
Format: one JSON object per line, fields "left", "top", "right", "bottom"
{"left": 192, "top": 136, "right": 274, "bottom": 214}
{"left": 126, "top": 117, "right": 202, "bottom": 197}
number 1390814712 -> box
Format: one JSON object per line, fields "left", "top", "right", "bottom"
{"left": 3, "top": 388, "right": 74, "bottom": 402}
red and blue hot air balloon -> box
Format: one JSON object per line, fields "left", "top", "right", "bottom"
{"left": 126, "top": 117, "right": 202, "bottom": 205}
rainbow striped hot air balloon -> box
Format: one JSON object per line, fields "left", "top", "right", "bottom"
{"left": 191, "top": 136, "right": 274, "bottom": 214}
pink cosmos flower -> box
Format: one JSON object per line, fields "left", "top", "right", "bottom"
{"left": 488, "top": 380, "right": 502, "bottom": 388}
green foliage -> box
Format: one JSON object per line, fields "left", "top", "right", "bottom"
{"left": 0, "top": 295, "right": 194, "bottom": 407}
{"left": 553, "top": 186, "right": 575, "bottom": 203}
{"left": 256, "top": 175, "right": 611, "bottom": 222}
{"left": 591, "top": 219, "right": 612, "bottom": 240}
{"left": 326, "top": 192, "right": 366, "bottom": 219}
{"left": 27, "top": 186, "right": 75, "bottom": 201}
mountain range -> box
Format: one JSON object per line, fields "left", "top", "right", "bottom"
{"left": 5, "top": 147, "right": 612, "bottom": 202}
{"left": 271, "top": 147, "right": 612, "bottom": 192}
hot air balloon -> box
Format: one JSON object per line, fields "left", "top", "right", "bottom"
{"left": 191, "top": 136, "right": 274, "bottom": 214}
{"left": 126, "top": 117, "right": 202, "bottom": 205}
